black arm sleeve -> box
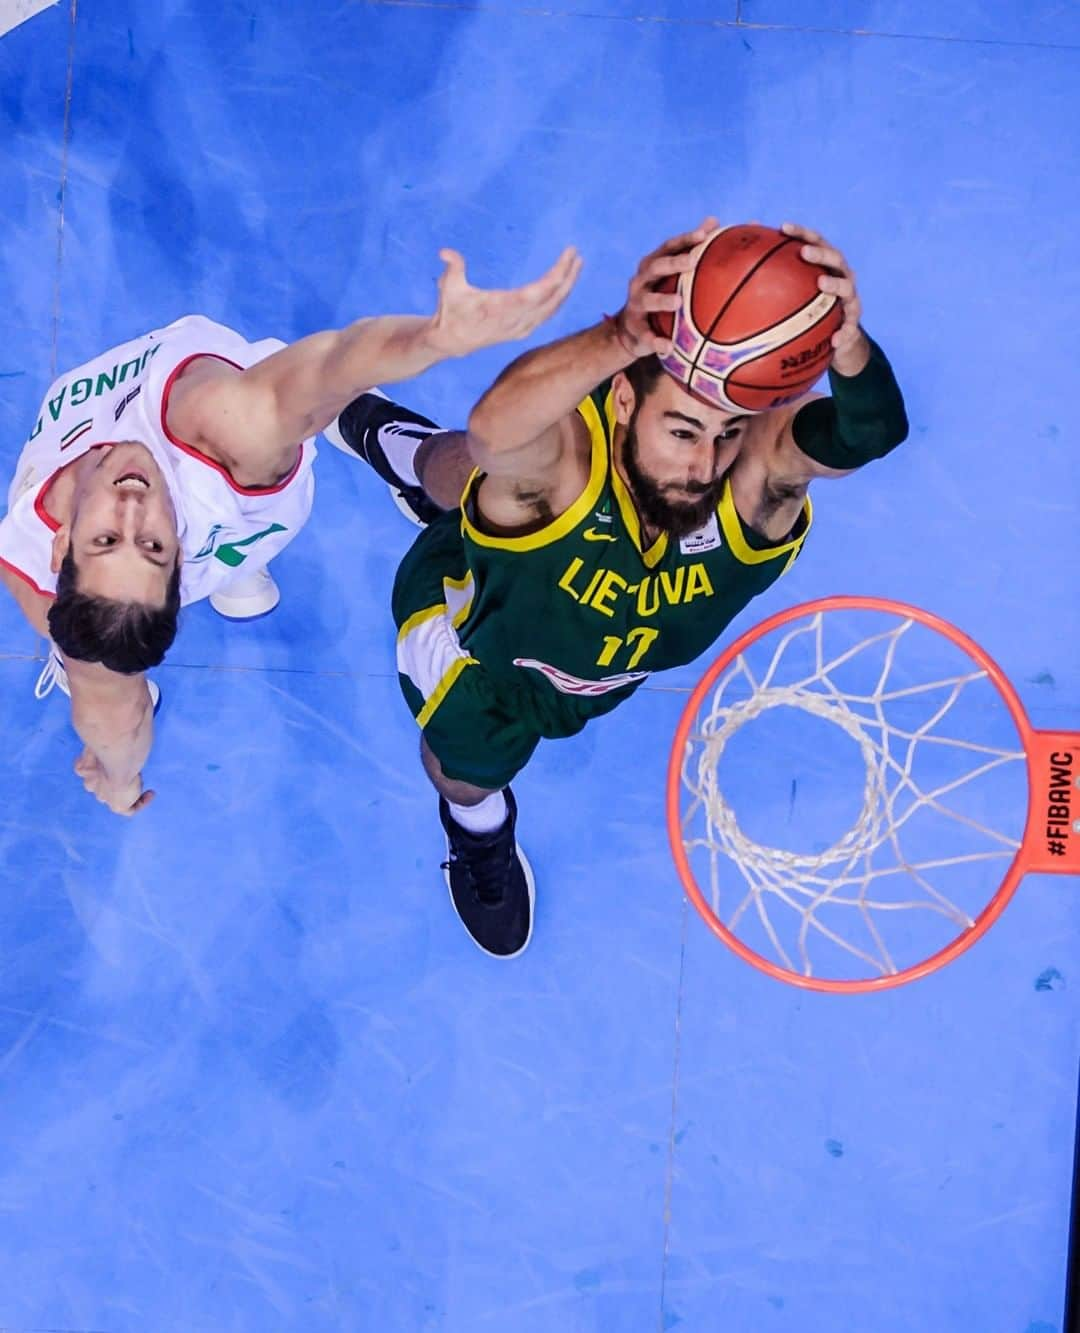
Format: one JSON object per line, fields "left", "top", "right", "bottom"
{"left": 791, "top": 334, "right": 909, "bottom": 470}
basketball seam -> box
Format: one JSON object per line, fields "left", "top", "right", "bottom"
{"left": 704, "top": 292, "right": 839, "bottom": 349}
{"left": 688, "top": 234, "right": 802, "bottom": 383}
{"left": 724, "top": 304, "right": 842, "bottom": 392}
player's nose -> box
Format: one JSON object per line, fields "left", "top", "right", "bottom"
{"left": 688, "top": 445, "right": 716, "bottom": 485}
{"left": 115, "top": 494, "right": 145, "bottom": 532}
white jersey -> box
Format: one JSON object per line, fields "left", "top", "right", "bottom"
{"left": 0, "top": 315, "right": 316, "bottom": 606}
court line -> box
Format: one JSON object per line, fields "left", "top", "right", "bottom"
{"left": 0, "top": 649, "right": 700, "bottom": 694}
{"left": 350, "top": 0, "right": 1080, "bottom": 54}
{"left": 48, "top": 0, "right": 78, "bottom": 380}
{"left": 658, "top": 893, "right": 689, "bottom": 1330}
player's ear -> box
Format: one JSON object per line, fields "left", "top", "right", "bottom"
{"left": 611, "top": 370, "right": 637, "bottom": 427}
{"left": 50, "top": 526, "right": 70, "bottom": 575}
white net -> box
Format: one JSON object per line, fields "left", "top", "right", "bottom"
{"left": 678, "top": 608, "right": 1029, "bottom": 983}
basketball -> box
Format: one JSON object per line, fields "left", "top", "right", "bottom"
{"left": 650, "top": 224, "right": 844, "bottom": 414}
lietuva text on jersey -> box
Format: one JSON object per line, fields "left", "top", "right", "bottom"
{"left": 454, "top": 380, "right": 811, "bottom": 719}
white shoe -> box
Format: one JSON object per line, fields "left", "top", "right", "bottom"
{"left": 35, "top": 644, "right": 162, "bottom": 712}
{"left": 209, "top": 565, "right": 280, "bottom": 620}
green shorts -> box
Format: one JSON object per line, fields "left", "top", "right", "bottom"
{"left": 392, "top": 512, "right": 546, "bottom": 791}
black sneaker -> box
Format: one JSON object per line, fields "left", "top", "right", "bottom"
{"left": 439, "top": 788, "right": 535, "bottom": 959}
{"left": 323, "top": 389, "right": 445, "bottom": 527}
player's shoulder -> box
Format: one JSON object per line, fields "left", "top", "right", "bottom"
{"left": 158, "top": 313, "right": 252, "bottom": 346}
{"left": 163, "top": 349, "right": 286, "bottom": 480}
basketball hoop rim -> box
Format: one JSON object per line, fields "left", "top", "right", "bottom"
{"left": 666, "top": 594, "right": 1037, "bottom": 994}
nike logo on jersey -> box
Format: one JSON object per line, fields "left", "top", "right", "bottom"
{"left": 583, "top": 527, "right": 618, "bottom": 542}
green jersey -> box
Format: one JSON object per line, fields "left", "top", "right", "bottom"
{"left": 393, "top": 381, "right": 811, "bottom": 752}
{"left": 451, "top": 381, "right": 809, "bottom": 734}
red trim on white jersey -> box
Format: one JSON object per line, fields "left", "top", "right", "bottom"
{"left": 33, "top": 477, "right": 62, "bottom": 533}
{"left": 0, "top": 553, "right": 55, "bottom": 600}
{"left": 32, "top": 442, "right": 127, "bottom": 535}
{"left": 160, "top": 353, "right": 304, "bottom": 497}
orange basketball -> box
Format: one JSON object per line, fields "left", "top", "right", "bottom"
{"left": 650, "top": 224, "right": 843, "bottom": 413}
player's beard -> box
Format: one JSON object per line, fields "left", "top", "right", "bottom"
{"left": 623, "top": 415, "right": 724, "bottom": 540}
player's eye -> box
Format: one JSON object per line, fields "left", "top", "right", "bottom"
{"left": 94, "top": 534, "right": 118, "bottom": 547}
{"left": 717, "top": 427, "right": 742, "bottom": 443}
{"left": 140, "top": 538, "right": 163, "bottom": 553}
{"left": 672, "top": 429, "right": 696, "bottom": 441}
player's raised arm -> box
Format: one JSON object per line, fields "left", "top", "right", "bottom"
{"left": 467, "top": 218, "right": 718, "bottom": 475}
{"left": 779, "top": 222, "right": 909, "bottom": 479}
{"left": 171, "top": 246, "right": 582, "bottom": 470}
{"left": 64, "top": 658, "right": 156, "bottom": 816}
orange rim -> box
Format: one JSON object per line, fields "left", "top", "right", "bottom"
{"left": 666, "top": 595, "right": 1036, "bottom": 994}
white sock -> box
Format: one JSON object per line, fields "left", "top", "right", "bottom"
{"left": 378, "top": 423, "right": 434, "bottom": 488}
{"left": 448, "top": 790, "right": 507, "bottom": 835}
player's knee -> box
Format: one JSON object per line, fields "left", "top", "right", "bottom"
{"left": 419, "top": 734, "right": 496, "bottom": 804}
{"left": 414, "top": 430, "right": 469, "bottom": 505}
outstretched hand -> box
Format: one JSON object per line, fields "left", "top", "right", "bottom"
{"left": 74, "top": 747, "right": 155, "bottom": 816}
{"left": 610, "top": 216, "right": 719, "bottom": 359}
{"left": 428, "top": 246, "right": 583, "bottom": 358}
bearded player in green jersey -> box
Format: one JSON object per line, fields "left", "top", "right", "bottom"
{"left": 326, "top": 220, "right": 908, "bottom": 959}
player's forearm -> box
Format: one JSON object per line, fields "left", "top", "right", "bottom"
{"left": 258, "top": 315, "right": 445, "bottom": 442}
{"left": 469, "top": 319, "right": 633, "bottom": 454}
{"left": 71, "top": 692, "right": 154, "bottom": 789}
{"left": 320, "top": 315, "right": 446, "bottom": 400}
{"left": 791, "top": 333, "right": 908, "bottom": 471}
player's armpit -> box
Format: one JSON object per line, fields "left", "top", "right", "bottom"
{"left": 465, "top": 415, "right": 566, "bottom": 479}
{"left": 465, "top": 412, "right": 591, "bottom": 533}
{"left": 164, "top": 362, "right": 296, "bottom": 489}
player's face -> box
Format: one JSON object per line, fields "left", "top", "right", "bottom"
{"left": 67, "top": 443, "right": 180, "bottom": 603}
{"left": 623, "top": 374, "right": 748, "bottom": 538}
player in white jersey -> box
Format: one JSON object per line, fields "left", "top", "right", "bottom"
{"left": 0, "top": 245, "right": 581, "bottom": 816}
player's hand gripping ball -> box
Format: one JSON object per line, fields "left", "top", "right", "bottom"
{"left": 649, "top": 222, "right": 845, "bottom": 413}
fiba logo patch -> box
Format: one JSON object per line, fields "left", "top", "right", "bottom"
{"left": 679, "top": 513, "right": 722, "bottom": 556}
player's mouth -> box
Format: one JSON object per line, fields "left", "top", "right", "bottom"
{"left": 113, "top": 470, "right": 151, "bottom": 492}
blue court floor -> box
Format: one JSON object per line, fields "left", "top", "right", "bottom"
{"left": 1, "top": 2, "right": 1079, "bottom": 1330}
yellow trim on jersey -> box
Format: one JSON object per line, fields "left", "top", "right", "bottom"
{"left": 459, "top": 394, "right": 609, "bottom": 553}
{"left": 609, "top": 460, "right": 668, "bottom": 570}
{"left": 443, "top": 571, "right": 475, "bottom": 628}
{"left": 416, "top": 655, "right": 479, "bottom": 728}
{"left": 717, "top": 477, "right": 812, "bottom": 566}
{"left": 397, "top": 602, "right": 444, "bottom": 643}
{"left": 397, "top": 574, "right": 476, "bottom": 643}
{"left": 579, "top": 389, "right": 612, "bottom": 452}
